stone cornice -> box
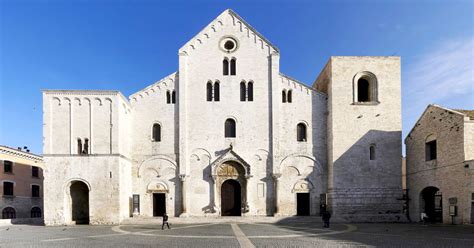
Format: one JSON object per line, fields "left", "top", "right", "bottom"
{"left": 0, "top": 146, "right": 43, "bottom": 162}
{"left": 42, "top": 153, "right": 132, "bottom": 162}
{"left": 279, "top": 73, "right": 326, "bottom": 97}
{"left": 43, "top": 90, "right": 131, "bottom": 106}
{"left": 129, "top": 72, "right": 178, "bottom": 101}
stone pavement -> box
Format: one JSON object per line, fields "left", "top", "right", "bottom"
{"left": 0, "top": 219, "right": 473, "bottom": 247}
{"left": 121, "top": 216, "right": 322, "bottom": 224}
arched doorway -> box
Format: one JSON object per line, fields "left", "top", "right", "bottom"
{"left": 221, "top": 179, "right": 242, "bottom": 216}
{"left": 421, "top": 186, "right": 442, "bottom": 223}
{"left": 70, "top": 181, "right": 89, "bottom": 224}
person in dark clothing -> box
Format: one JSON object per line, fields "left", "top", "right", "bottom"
{"left": 322, "top": 210, "right": 331, "bottom": 228}
{"left": 162, "top": 213, "right": 170, "bottom": 230}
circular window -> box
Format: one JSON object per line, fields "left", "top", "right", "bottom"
{"left": 220, "top": 37, "right": 238, "bottom": 53}
{"left": 224, "top": 40, "right": 235, "bottom": 50}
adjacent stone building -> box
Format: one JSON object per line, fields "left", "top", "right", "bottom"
{"left": 0, "top": 145, "right": 44, "bottom": 222}
{"left": 42, "top": 9, "right": 404, "bottom": 225}
{"left": 405, "top": 104, "right": 474, "bottom": 224}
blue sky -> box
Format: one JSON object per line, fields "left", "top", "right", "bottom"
{"left": 1, "top": 0, "right": 473, "bottom": 154}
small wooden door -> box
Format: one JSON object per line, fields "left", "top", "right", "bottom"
{"left": 153, "top": 193, "right": 166, "bottom": 217}
{"left": 297, "top": 193, "right": 310, "bottom": 216}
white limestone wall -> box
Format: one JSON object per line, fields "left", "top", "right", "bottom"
{"left": 134, "top": 156, "right": 179, "bottom": 217}
{"left": 129, "top": 73, "right": 178, "bottom": 157}
{"left": 43, "top": 91, "right": 132, "bottom": 225}
{"left": 43, "top": 156, "right": 128, "bottom": 225}
{"left": 178, "top": 11, "right": 275, "bottom": 216}
{"left": 128, "top": 73, "right": 179, "bottom": 216}
{"left": 119, "top": 158, "right": 132, "bottom": 220}
{"left": 43, "top": 91, "right": 130, "bottom": 156}
{"left": 277, "top": 75, "right": 328, "bottom": 215}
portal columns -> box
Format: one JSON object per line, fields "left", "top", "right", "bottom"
{"left": 212, "top": 175, "right": 219, "bottom": 214}
{"left": 179, "top": 174, "right": 188, "bottom": 216}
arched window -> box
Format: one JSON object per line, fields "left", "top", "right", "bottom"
{"left": 77, "top": 138, "right": 82, "bottom": 154}
{"left": 83, "top": 138, "right": 89, "bottom": 154}
{"left": 166, "top": 91, "right": 171, "bottom": 104}
{"left": 287, "top": 90, "right": 292, "bottom": 103}
{"left": 225, "top": 119, "right": 236, "bottom": 138}
{"left": 230, "top": 58, "right": 236, "bottom": 75}
{"left": 240, "top": 81, "right": 246, "bottom": 101}
{"left": 282, "top": 90, "right": 287, "bottom": 103}
{"left": 354, "top": 72, "right": 378, "bottom": 103}
{"left": 171, "top": 90, "right": 176, "bottom": 104}
{"left": 206, "top": 82, "right": 213, "bottom": 101}
{"left": 152, "top": 123, "right": 161, "bottom": 142}
{"left": 297, "top": 123, "right": 307, "bottom": 142}
{"left": 247, "top": 81, "right": 253, "bottom": 101}
{"left": 369, "top": 145, "right": 376, "bottom": 160}
{"left": 214, "top": 82, "right": 220, "bottom": 101}
{"left": 358, "top": 78, "right": 370, "bottom": 102}
{"left": 223, "top": 58, "right": 229, "bottom": 75}
{"left": 31, "top": 207, "right": 41, "bottom": 218}
{"left": 2, "top": 207, "right": 16, "bottom": 219}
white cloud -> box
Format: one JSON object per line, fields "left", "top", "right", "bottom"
{"left": 403, "top": 37, "right": 474, "bottom": 123}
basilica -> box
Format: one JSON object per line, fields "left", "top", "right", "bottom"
{"left": 42, "top": 9, "right": 404, "bottom": 225}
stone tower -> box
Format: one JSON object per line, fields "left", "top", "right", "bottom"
{"left": 314, "top": 57, "right": 404, "bottom": 221}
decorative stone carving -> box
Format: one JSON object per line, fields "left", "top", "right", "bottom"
{"left": 292, "top": 180, "right": 314, "bottom": 193}
{"left": 147, "top": 181, "right": 169, "bottom": 193}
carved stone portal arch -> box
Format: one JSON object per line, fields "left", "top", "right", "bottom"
{"left": 214, "top": 161, "right": 248, "bottom": 216}
{"left": 292, "top": 180, "right": 314, "bottom": 193}
{"left": 146, "top": 180, "right": 169, "bottom": 193}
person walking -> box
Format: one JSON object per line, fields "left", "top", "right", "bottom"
{"left": 322, "top": 210, "right": 331, "bottom": 228}
{"left": 421, "top": 212, "right": 428, "bottom": 225}
{"left": 162, "top": 212, "right": 170, "bottom": 230}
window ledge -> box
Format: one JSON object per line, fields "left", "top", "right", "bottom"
{"left": 352, "top": 101, "right": 380, "bottom": 106}
{"left": 425, "top": 160, "right": 437, "bottom": 166}
{"left": 2, "top": 195, "right": 15, "bottom": 198}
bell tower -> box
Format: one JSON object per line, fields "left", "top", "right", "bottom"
{"left": 314, "top": 56, "right": 404, "bottom": 222}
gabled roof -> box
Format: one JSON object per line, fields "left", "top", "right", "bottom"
{"left": 405, "top": 104, "right": 473, "bottom": 141}
{"left": 179, "top": 9, "right": 279, "bottom": 55}
{"left": 0, "top": 145, "right": 43, "bottom": 162}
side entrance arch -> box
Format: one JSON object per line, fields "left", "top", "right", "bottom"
{"left": 420, "top": 186, "right": 442, "bottom": 223}
{"left": 70, "top": 181, "right": 90, "bottom": 224}
{"left": 147, "top": 180, "right": 169, "bottom": 217}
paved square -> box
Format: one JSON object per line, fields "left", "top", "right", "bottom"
{"left": 1, "top": 221, "right": 473, "bottom": 247}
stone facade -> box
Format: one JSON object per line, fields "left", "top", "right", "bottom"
{"left": 42, "top": 9, "right": 404, "bottom": 225}
{"left": 405, "top": 105, "right": 474, "bottom": 224}
{"left": 0, "top": 145, "right": 44, "bottom": 221}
